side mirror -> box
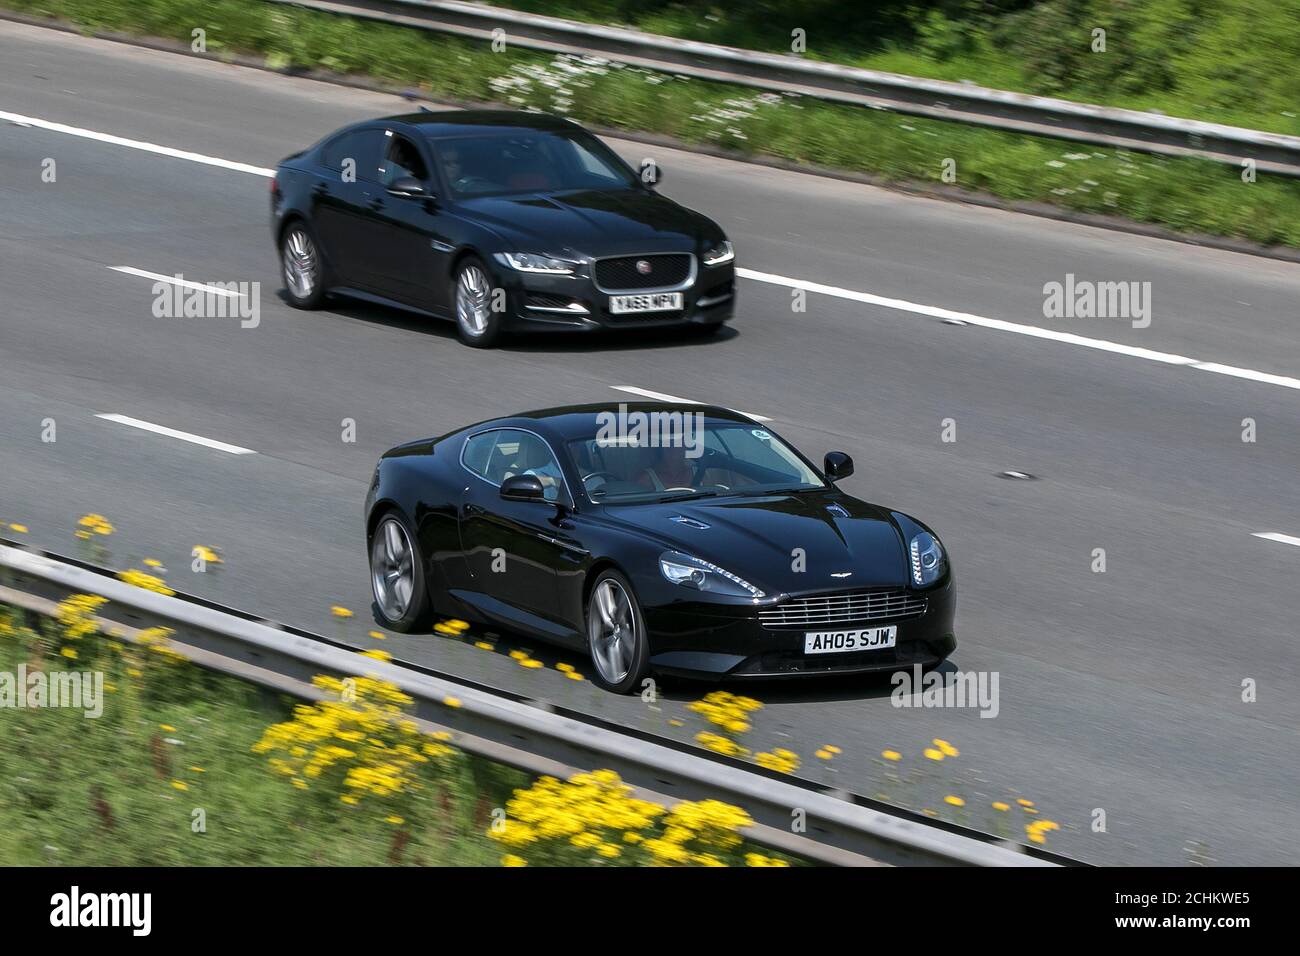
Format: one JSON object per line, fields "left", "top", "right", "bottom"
{"left": 501, "top": 474, "right": 546, "bottom": 501}
{"left": 824, "top": 451, "right": 854, "bottom": 481}
{"left": 387, "top": 176, "right": 427, "bottom": 198}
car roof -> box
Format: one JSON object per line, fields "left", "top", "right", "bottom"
{"left": 466, "top": 402, "right": 757, "bottom": 442}
{"left": 376, "top": 109, "right": 580, "bottom": 139}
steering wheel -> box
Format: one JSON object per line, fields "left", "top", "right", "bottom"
{"left": 453, "top": 175, "right": 496, "bottom": 193}
{"left": 581, "top": 470, "right": 621, "bottom": 494}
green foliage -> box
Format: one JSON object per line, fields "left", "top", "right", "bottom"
{"left": 492, "top": 0, "right": 1300, "bottom": 133}
{"left": 5, "top": 0, "right": 1298, "bottom": 248}
{"left": 0, "top": 602, "right": 520, "bottom": 865}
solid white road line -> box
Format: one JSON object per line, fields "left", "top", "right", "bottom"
{"left": 0, "top": 109, "right": 275, "bottom": 177}
{"left": 109, "top": 266, "right": 247, "bottom": 296}
{"left": 8, "top": 107, "right": 1300, "bottom": 395}
{"left": 611, "top": 385, "right": 771, "bottom": 422}
{"left": 1251, "top": 532, "right": 1300, "bottom": 548}
{"left": 95, "top": 413, "right": 257, "bottom": 455}
{"left": 1190, "top": 363, "right": 1300, "bottom": 390}
{"left": 734, "top": 273, "right": 1300, "bottom": 391}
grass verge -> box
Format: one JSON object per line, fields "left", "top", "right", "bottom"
{"left": 0, "top": 599, "right": 516, "bottom": 864}
{"left": 491, "top": 0, "right": 1300, "bottom": 137}
{"left": 0, "top": 595, "right": 801, "bottom": 866}
{"left": 3, "top": 0, "right": 1298, "bottom": 251}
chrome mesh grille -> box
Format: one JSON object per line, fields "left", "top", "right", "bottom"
{"left": 759, "top": 589, "right": 927, "bottom": 627}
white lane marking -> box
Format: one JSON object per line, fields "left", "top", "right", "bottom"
{"left": 735, "top": 268, "right": 1300, "bottom": 391}
{"left": 8, "top": 108, "right": 1298, "bottom": 395}
{"left": 1252, "top": 532, "right": 1300, "bottom": 548}
{"left": 1190, "top": 363, "right": 1300, "bottom": 390}
{"left": 0, "top": 109, "right": 275, "bottom": 177}
{"left": 611, "top": 385, "right": 771, "bottom": 422}
{"left": 95, "top": 413, "right": 256, "bottom": 455}
{"left": 109, "top": 266, "right": 246, "bottom": 297}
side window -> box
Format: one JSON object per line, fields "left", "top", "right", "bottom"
{"left": 567, "top": 138, "right": 624, "bottom": 186}
{"left": 462, "top": 432, "right": 496, "bottom": 477}
{"left": 320, "top": 129, "right": 383, "bottom": 182}
{"left": 463, "top": 430, "right": 564, "bottom": 501}
{"left": 381, "top": 132, "right": 429, "bottom": 186}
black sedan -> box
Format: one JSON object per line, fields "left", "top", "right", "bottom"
{"left": 271, "top": 110, "right": 736, "bottom": 347}
{"left": 364, "top": 403, "right": 956, "bottom": 693}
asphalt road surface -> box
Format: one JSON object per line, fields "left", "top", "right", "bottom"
{"left": 2, "top": 21, "right": 1298, "bottom": 865}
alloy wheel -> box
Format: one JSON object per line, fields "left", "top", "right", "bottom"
{"left": 588, "top": 578, "right": 638, "bottom": 685}
{"left": 455, "top": 264, "right": 492, "bottom": 336}
{"left": 283, "top": 227, "right": 318, "bottom": 299}
{"left": 370, "top": 517, "right": 415, "bottom": 621}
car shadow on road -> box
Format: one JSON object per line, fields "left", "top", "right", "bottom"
{"left": 377, "top": 607, "right": 957, "bottom": 708}
{"left": 676, "top": 660, "right": 963, "bottom": 706}
{"left": 282, "top": 290, "right": 740, "bottom": 353}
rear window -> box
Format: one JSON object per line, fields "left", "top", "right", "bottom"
{"left": 320, "top": 129, "right": 383, "bottom": 182}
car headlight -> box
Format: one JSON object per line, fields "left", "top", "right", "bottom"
{"left": 909, "top": 532, "right": 947, "bottom": 588}
{"left": 701, "top": 240, "right": 734, "bottom": 266}
{"left": 659, "top": 550, "right": 764, "bottom": 599}
{"left": 493, "top": 252, "right": 579, "bottom": 274}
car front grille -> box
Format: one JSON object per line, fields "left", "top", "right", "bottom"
{"left": 595, "top": 254, "right": 692, "bottom": 291}
{"left": 758, "top": 589, "right": 928, "bottom": 628}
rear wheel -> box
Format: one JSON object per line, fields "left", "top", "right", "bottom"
{"left": 586, "top": 570, "right": 651, "bottom": 694}
{"left": 281, "top": 222, "right": 328, "bottom": 309}
{"left": 369, "top": 511, "right": 431, "bottom": 632}
{"left": 454, "top": 256, "right": 503, "bottom": 348}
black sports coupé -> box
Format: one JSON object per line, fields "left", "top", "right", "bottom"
{"left": 364, "top": 403, "right": 956, "bottom": 693}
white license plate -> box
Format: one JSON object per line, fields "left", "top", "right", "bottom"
{"left": 609, "top": 292, "right": 684, "bottom": 314}
{"left": 804, "top": 626, "right": 897, "bottom": 655}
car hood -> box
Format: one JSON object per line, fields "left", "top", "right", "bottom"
{"left": 602, "top": 491, "right": 912, "bottom": 595}
{"left": 456, "top": 188, "right": 716, "bottom": 257}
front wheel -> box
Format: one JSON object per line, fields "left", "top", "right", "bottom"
{"left": 454, "top": 256, "right": 503, "bottom": 348}
{"left": 369, "top": 511, "right": 431, "bottom": 632}
{"left": 281, "top": 222, "right": 328, "bottom": 309}
{"left": 586, "top": 570, "right": 651, "bottom": 693}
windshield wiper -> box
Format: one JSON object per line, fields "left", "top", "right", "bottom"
{"left": 655, "top": 490, "right": 719, "bottom": 503}
{"left": 732, "top": 486, "right": 821, "bottom": 497}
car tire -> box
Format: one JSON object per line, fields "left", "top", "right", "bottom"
{"left": 585, "top": 569, "right": 651, "bottom": 694}
{"left": 453, "top": 255, "right": 503, "bottom": 348}
{"left": 280, "top": 221, "right": 329, "bottom": 309}
{"left": 369, "top": 510, "right": 432, "bottom": 632}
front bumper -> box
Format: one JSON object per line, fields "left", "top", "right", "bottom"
{"left": 642, "top": 577, "right": 956, "bottom": 679}
{"left": 491, "top": 259, "right": 735, "bottom": 332}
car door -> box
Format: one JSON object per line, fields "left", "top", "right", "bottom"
{"left": 457, "top": 429, "right": 572, "bottom": 624}
{"left": 311, "top": 127, "right": 387, "bottom": 290}
{"left": 368, "top": 129, "right": 456, "bottom": 310}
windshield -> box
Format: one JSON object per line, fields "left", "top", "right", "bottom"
{"left": 566, "top": 418, "right": 826, "bottom": 504}
{"left": 429, "top": 130, "right": 640, "bottom": 198}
